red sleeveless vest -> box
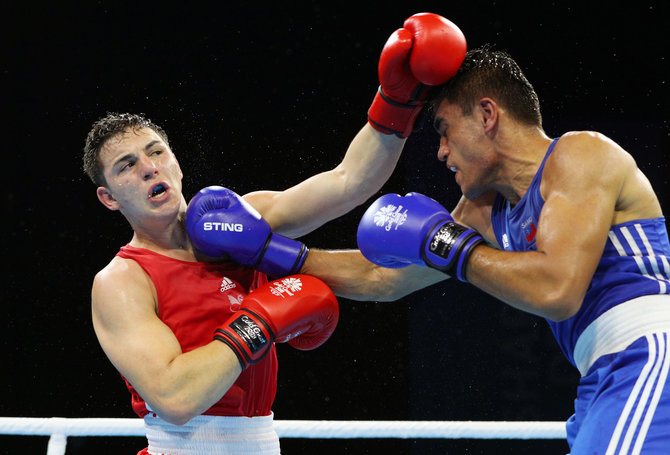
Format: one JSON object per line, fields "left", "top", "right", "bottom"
{"left": 116, "top": 244, "right": 278, "bottom": 417}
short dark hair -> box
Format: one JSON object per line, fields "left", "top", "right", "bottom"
{"left": 430, "top": 45, "right": 542, "bottom": 127}
{"left": 82, "top": 112, "right": 169, "bottom": 186}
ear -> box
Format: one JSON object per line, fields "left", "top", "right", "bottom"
{"left": 174, "top": 154, "right": 184, "bottom": 180}
{"left": 478, "top": 97, "right": 499, "bottom": 135}
{"left": 96, "top": 186, "right": 121, "bottom": 211}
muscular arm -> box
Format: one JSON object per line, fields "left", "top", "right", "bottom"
{"left": 465, "top": 132, "right": 638, "bottom": 321}
{"left": 91, "top": 258, "right": 242, "bottom": 425}
{"left": 451, "top": 191, "right": 499, "bottom": 246}
{"left": 243, "top": 124, "right": 405, "bottom": 237}
{"left": 300, "top": 249, "right": 448, "bottom": 301}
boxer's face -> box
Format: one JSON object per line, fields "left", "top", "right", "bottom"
{"left": 95, "top": 127, "right": 184, "bottom": 222}
{"left": 434, "top": 100, "right": 498, "bottom": 200}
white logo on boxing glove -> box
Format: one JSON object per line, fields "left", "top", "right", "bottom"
{"left": 269, "top": 277, "right": 303, "bottom": 298}
{"left": 238, "top": 315, "right": 266, "bottom": 343}
{"left": 373, "top": 204, "right": 408, "bottom": 231}
{"left": 203, "top": 222, "right": 244, "bottom": 232}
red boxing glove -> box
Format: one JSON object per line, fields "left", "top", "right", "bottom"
{"left": 214, "top": 275, "right": 339, "bottom": 370}
{"left": 368, "top": 12, "right": 467, "bottom": 138}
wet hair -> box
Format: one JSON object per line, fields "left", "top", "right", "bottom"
{"left": 82, "top": 112, "right": 169, "bottom": 186}
{"left": 430, "top": 44, "right": 542, "bottom": 127}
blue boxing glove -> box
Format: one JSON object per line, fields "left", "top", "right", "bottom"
{"left": 186, "top": 186, "right": 308, "bottom": 278}
{"left": 356, "top": 192, "right": 484, "bottom": 282}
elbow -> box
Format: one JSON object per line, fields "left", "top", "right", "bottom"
{"left": 372, "top": 289, "right": 405, "bottom": 303}
{"left": 540, "top": 287, "right": 584, "bottom": 322}
{"left": 365, "top": 267, "right": 418, "bottom": 302}
{"left": 151, "top": 401, "right": 199, "bottom": 426}
{"left": 544, "top": 303, "right": 579, "bottom": 322}
{"left": 145, "top": 389, "right": 202, "bottom": 426}
{"left": 341, "top": 267, "right": 406, "bottom": 302}
{"left": 160, "top": 414, "right": 192, "bottom": 426}
{"left": 362, "top": 265, "right": 447, "bottom": 302}
{"left": 377, "top": 281, "right": 416, "bottom": 302}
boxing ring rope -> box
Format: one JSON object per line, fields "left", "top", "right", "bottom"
{"left": 1, "top": 417, "right": 566, "bottom": 455}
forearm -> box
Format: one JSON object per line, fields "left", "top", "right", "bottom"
{"left": 332, "top": 124, "right": 406, "bottom": 205}
{"left": 300, "top": 249, "right": 447, "bottom": 301}
{"left": 466, "top": 245, "right": 585, "bottom": 321}
{"left": 266, "top": 125, "right": 405, "bottom": 237}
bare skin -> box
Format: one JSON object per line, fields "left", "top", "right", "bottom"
{"left": 302, "top": 97, "right": 663, "bottom": 322}
{"left": 90, "top": 95, "right": 664, "bottom": 426}
{"left": 434, "top": 98, "right": 663, "bottom": 320}
{"left": 91, "top": 124, "right": 408, "bottom": 424}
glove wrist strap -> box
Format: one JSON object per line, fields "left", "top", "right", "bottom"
{"left": 367, "top": 86, "right": 425, "bottom": 138}
{"left": 255, "top": 234, "right": 309, "bottom": 279}
{"left": 422, "top": 221, "right": 484, "bottom": 282}
{"left": 214, "top": 309, "right": 275, "bottom": 370}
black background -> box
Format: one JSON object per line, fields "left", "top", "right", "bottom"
{"left": 2, "top": 2, "right": 668, "bottom": 454}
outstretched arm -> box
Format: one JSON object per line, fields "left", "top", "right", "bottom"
{"left": 353, "top": 133, "right": 659, "bottom": 320}
{"left": 244, "top": 126, "right": 403, "bottom": 237}
{"left": 244, "top": 13, "right": 466, "bottom": 237}
{"left": 300, "top": 249, "right": 448, "bottom": 301}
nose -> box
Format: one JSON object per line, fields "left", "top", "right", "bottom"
{"left": 138, "top": 155, "right": 159, "bottom": 180}
{"left": 437, "top": 137, "right": 449, "bottom": 162}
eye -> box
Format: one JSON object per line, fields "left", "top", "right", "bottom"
{"left": 118, "top": 159, "right": 136, "bottom": 173}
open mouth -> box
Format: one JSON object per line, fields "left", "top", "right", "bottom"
{"left": 149, "top": 183, "right": 168, "bottom": 199}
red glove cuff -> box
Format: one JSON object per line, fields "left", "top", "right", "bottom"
{"left": 214, "top": 309, "right": 275, "bottom": 370}
{"left": 367, "top": 86, "right": 425, "bottom": 138}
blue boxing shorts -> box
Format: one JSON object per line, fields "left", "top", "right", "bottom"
{"left": 567, "top": 332, "right": 670, "bottom": 454}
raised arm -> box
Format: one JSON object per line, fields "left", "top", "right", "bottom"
{"left": 244, "top": 13, "right": 466, "bottom": 237}
{"left": 243, "top": 125, "right": 404, "bottom": 237}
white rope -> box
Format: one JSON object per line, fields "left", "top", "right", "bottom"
{"left": 0, "top": 417, "right": 145, "bottom": 437}
{"left": 275, "top": 420, "right": 566, "bottom": 439}
{"left": 0, "top": 417, "right": 566, "bottom": 439}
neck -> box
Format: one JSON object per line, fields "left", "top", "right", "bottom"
{"left": 490, "top": 125, "right": 552, "bottom": 205}
{"left": 127, "top": 202, "right": 196, "bottom": 261}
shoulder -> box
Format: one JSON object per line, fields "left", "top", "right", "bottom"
{"left": 94, "top": 255, "right": 147, "bottom": 289}
{"left": 543, "top": 131, "right": 633, "bottom": 192}
{"left": 92, "top": 256, "right": 156, "bottom": 316}
{"left": 550, "top": 131, "right": 634, "bottom": 171}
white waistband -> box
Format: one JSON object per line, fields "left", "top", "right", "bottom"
{"left": 573, "top": 295, "right": 670, "bottom": 376}
{"left": 144, "top": 413, "right": 279, "bottom": 455}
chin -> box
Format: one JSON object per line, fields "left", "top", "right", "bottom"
{"left": 463, "top": 187, "right": 484, "bottom": 201}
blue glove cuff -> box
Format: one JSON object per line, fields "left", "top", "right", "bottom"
{"left": 422, "top": 221, "right": 484, "bottom": 282}
{"left": 255, "top": 233, "right": 309, "bottom": 278}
